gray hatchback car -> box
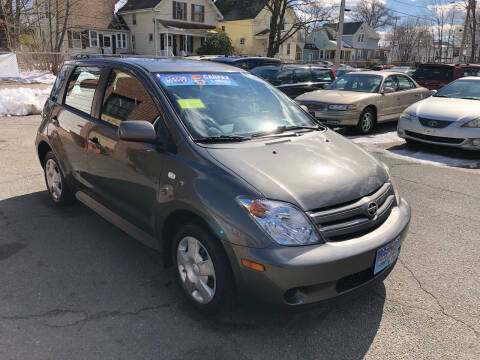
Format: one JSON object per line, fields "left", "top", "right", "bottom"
{"left": 36, "top": 58, "right": 411, "bottom": 313}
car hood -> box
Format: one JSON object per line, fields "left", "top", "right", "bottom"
{"left": 410, "top": 96, "right": 480, "bottom": 121}
{"left": 206, "top": 130, "right": 388, "bottom": 211}
{"left": 296, "top": 90, "right": 376, "bottom": 104}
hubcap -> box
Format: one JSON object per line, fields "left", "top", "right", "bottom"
{"left": 45, "top": 159, "right": 62, "bottom": 201}
{"left": 177, "top": 236, "right": 216, "bottom": 304}
{"left": 361, "top": 112, "right": 372, "bottom": 132}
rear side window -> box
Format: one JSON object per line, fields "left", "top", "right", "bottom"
{"left": 51, "top": 65, "right": 72, "bottom": 101}
{"left": 64, "top": 66, "right": 102, "bottom": 115}
{"left": 413, "top": 67, "right": 453, "bottom": 81}
{"left": 101, "top": 69, "right": 160, "bottom": 126}
{"left": 294, "top": 68, "right": 311, "bottom": 82}
{"left": 312, "top": 68, "right": 333, "bottom": 81}
{"left": 396, "top": 75, "right": 415, "bottom": 90}
{"left": 273, "top": 70, "right": 294, "bottom": 85}
{"left": 461, "top": 67, "right": 480, "bottom": 77}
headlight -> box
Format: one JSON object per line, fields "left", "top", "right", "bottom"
{"left": 462, "top": 118, "right": 480, "bottom": 128}
{"left": 237, "top": 197, "right": 322, "bottom": 246}
{"left": 401, "top": 109, "right": 412, "bottom": 120}
{"left": 328, "top": 104, "right": 357, "bottom": 111}
{"left": 382, "top": 163, "right": 400, "bottom": 205}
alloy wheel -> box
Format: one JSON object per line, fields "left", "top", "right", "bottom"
{"left": 177, "top": 236, "right": 216, "bottom": 304}
{"left": 45, "top": 159, "right": 63, "bottom": 201}
{"left": 361, "top": 112, "right": 373, "bottom": 133}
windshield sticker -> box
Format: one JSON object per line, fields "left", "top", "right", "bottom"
{"left": 177, "top": 99, "right": 206, "bottom": 109}
{"left": 158, "top": 74, "right": 238, "bottom": 86}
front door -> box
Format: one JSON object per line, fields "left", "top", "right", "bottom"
{"left": 379, "top": 75, "right": 401, "bottom": 121}
{"left": 85, "top": 68, "right": 165, "bottom": 233}
{"left": 102, "top": 35, "right": 112, "bottom": 54}
{"left": 111, "top": 35, "right": 116, "bottom": 54}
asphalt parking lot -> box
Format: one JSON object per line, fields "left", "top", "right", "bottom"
{"left": 1, "top": 115, "right": 479, "bottom": 360}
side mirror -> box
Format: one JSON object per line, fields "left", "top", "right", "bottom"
{"left": 382, "top": 86, "right": 395, "bottom": 94}
{"left": 118, "top": 120, "right": 157, "bottom": 143}
{"left": 429, "top": 89, "right": 438, "bottom": 96}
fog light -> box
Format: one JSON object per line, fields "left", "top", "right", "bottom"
{"left": 472, "top": 139, "right": 480, "bottom": 146}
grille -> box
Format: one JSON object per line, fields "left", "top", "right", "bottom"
{"left": 405, "top": 130, "right": 464, "bottom": 144}
{"left": 299, "top": 101, "right": 326, "bottom": 111}
{"left": 307, "top": 183, "right": 395, "bottom": 242}
{"left": 419, "top": 117, "right": 454, "bottom": 129}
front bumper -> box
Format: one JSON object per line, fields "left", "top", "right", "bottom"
{"left": 229, "top": 198, "right": 411, "bottom": 306}
{"left": 311, "top": 110, "right": 359, "bottom": 126}
{"left": 398, "top": 116, "right": 480, "bottom": 151}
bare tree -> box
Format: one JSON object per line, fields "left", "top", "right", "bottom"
{"left": 265, "top": 0, "right": 333, "bottom": 58}
{"left": 0, "top": 0, "right": 32, "bottom": 50}
{"left": 350, "top": 0, "right": 394, "bottom": 30}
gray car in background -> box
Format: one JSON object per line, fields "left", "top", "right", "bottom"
{"left": 36, "top": 58, "right": 411, "bottom": 314}
{"left": 398, "top": 77, "right": 480, "bottom": 150}
{"left": 296, "top": 72, "right": 430, "bottom": 134}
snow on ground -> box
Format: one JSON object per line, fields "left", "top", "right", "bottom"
{"left": 0, "top": 87, "right": 52, "bottom": 116}
{"left": 347, "top": 131, "right": 479, "bottom": 169}
{"left": 0, "top": 70, "right": 56, "bottom": 84}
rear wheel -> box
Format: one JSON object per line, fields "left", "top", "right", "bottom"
{"left": 172, "top": 224, "right": 235, "bottom": 314}
{"left": 43, "top": 152, "right": 75, "bottom": 205}
{"left": 356, "top": 108, "right": 376, "bottom": 134}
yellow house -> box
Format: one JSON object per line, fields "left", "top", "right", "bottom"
{"left": 216, "top": 0, "right": 304, "bottom": 61}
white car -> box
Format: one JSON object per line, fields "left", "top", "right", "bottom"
{"left": 398, "top": 77, "right": 480, "bottom": 151}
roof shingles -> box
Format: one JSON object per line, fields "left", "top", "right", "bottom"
{"left": 215, "top": 0, "right": 266, "bottom": 21}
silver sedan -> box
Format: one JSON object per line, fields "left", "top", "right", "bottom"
{"left": 296, "top": 72, "right": 430, "bottom": 134}
{"left": 398, "top": 77, "right": 480, "bottom": 151}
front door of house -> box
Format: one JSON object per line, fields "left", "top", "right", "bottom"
{"left": 102, "top": 35, "right": 112, "bottom": 54}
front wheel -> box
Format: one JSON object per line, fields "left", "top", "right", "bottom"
{"left": 172, "top": 224, "right": 235, "bottom": 314}
{"left": 356, "top": 108, "right": 376, "bottom": 134}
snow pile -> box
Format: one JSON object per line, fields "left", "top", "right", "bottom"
{"left": 0, "top": 86, "right": 52, "bottom": 116}
{"left": 0, "top": 70, "right": 56, "bottom": 84}
{"left": 348, "top": 131, "right": 402, "bottom": 145}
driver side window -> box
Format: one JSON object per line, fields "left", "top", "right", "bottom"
{"left": 101, "top": 69, "right": 160, "bottom": 127}
{"left": 383, "top": 76, "right": 398, "bottom": 92}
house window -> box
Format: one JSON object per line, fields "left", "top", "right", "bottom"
{"left": 308, "top": 53, "right": 313, "bottom": 61}
{"left": 71, "top": 31, "right": 82, "bottom": 49}
{"left": 116, "top": 33, "right": 127, "bottom": 48}
{"left": 132, "top": 13, "right": 136, "bottom": 25}
{"left": 270, "top": 17, "right": 286, "bottom": 31}
{"left": 89, "top": 30, "right": 99, "bottom": 47}
{"left": 320, "top": 50, "right": 323, "bottom": 59}
{"left": 172, "top": 1, "right": 187, "bottom": 20}
{"left": 191, "top": 4, "right": 204, "bottom": 22}
{"left": 221, "top": 25, "right": 225, "bottom": 32}
{"left": 201, "top": 37, "right": 205, "bottom": 45}
{"left": 240, "top": 37, "right": 245, "bottom": 45}
{"left": 131, "top": 34, "right": 136, "bottom": 50}
{"left": 149, "top": 33, "right": 153, "bottom": 42}
{"left": 287, "top": 43, "right": 291, "bottom": 55}
{"left": 358, "top": 34, "right": 364, "bottom": 42}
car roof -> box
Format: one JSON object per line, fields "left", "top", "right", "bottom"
{"left": 67, "top": 57, "right": 244, "bottom": 73}
{"left": 455, "top": 76, "right": 480, "bottom": 81}
{"left": 213, "top": 56, "right": 280, "bottom": 62}
{"left": 253, "top": 64, "right": 330, "bottom": 71}
{"left": 358, "top": 71, "right": 411, "bottom": 77}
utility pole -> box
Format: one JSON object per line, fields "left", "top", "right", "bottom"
{"left": 334, "top": 0, "right": 346, "bottom": 69}
{"left": 459, "top": 1, "right": 469, "bottom": 63}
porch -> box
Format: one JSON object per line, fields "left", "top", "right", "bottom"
{"left": 154, "top": 20, "right": 216, "bottom": 57}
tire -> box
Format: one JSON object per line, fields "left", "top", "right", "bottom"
{"left": 356, "top": 108, "right": 376, "bottom": 134}
{"left": 172, "top": 223, "right": 235, "bottom": 315}
{"left": 43, "top": 151, "right": 75, "bottom": 205}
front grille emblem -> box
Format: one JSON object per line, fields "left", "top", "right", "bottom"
{"left": 367, "top": 201, "right": 378, "bottom": 218}
{"left": 428, "top": 120, "right": 438, "bottom": 127}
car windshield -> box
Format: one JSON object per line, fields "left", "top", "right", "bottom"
{"left": 327, "top": 74, "right": 382, "bottom": 93}
{"left": 250, "top": 67, "right": 280, "bottom": 82}
{"left": 413, "top": 66, "right": 453, "bottom": 80}
{"left": 155, "top": 72, "right": 318, "bottom": 139}
{"left": 434, "top": 79, "right": 480, "bottom": 100}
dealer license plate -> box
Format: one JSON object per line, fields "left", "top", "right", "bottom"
{"left": 374, "top": 237, "right": 400, "bottom": 275}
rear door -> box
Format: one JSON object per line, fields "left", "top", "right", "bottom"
{"left": 52, "top": 65, "right": 103, "bottom": 185}
{"left": 311, "top": 67, "right": 335, "bottom": 90}
{"left": 84, "top": 67, "right": 166, "bottom": 233}
{"left": 395, "top": 74, "right": 423, "bottom": 111}
{"left": 273, "top": 69, "right": 296, "bottom": 97}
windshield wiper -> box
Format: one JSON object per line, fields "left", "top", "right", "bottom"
{"left": 460, "top": 97, "right": 480, "bottom": 100}
{"left": 195, "top": 135, "right": 251, "bottom": 143}
{"left": 252, "top": 125, "right": 321, "bottom": 138}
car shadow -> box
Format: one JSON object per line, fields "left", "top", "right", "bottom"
{"left": 0, "top": 191, "right": 386, "bottom": 359}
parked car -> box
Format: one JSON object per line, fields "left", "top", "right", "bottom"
{"left": 296, "top": 71, "right": 430, "bottom": 134}
{"left": 210, "top": 56, "right": 281, "bottom": 70}
{"left": 335, "top": 68, "right": 355, "bottom": 77}
{"left": 251, "top": 64, "right": 336, "bottom": 98}
{"left": 36, "top": 58, "right": 411, "bottom": 313}
{"left": 398, "top": 76, "right": 480, "bottom": 150}
{"left": 383, "top": 67, "right": 416, "bottom": 77}
{"left": 412, "top": 63, "right": 480, "bottom": 90}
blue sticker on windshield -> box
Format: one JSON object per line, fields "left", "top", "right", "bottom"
{"left": 158, "top": 73, "right": 238, "bottom": 86}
